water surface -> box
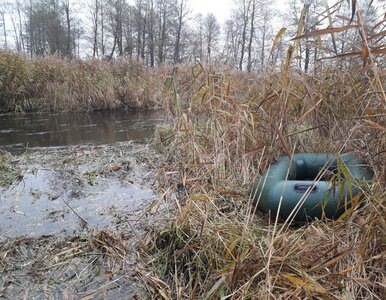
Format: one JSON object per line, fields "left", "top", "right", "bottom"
{"left": 0, "top": 110, "right": 164, "bottom": 149}
{"left": 0, "top": 110, "right": 163, "bottom": 238}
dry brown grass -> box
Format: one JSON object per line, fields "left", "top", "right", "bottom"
{"left": 139, "top": 63, "right": 385, "bottom": 299}
{"left": 0, "top": 51, "right": 164, "bottom": 112}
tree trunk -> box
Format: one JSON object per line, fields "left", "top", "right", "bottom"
{"left": 260, "top": 22, "right": 266, "bottom": 69}
{"left": 92, "top": 0, "right": 99, "bottom": 57}
{"left": 10, "top": 15, "right": 21, "bottom": 51}
{"left": 117, "top": 0, "right": 123, "bottom": 56}
{"left": 101, "top": 3, "right": 105, "bottom": 56}
{"left": 16, "top": 1, "right": 25, "bottom": 51}
{"left": 64, "top": 0, "right": 71, "bottom": 58}
{"left": 141, "top": 13, "right": 146, "bottom": 60}
{"left": 247, "top": 0, "right": 256, "bottom": 72}
{"left": 304, "top": 44, "right": 310, "bottom": 73}
{"left": 174, "top": 0, "right": 185, "bottom": 64}
{"left": 1, "top": 11, "right": 7, "bottom": 48}
{"left": 158, "top": 5, "right": 166, "bottom": 65}
{"left": 148, "top": 0, "right": 155, "bottom": 67}
{"left": 109, "top": 35, "right": 117, "bottom": 59}
{"left": 239, "top": 1, "right": 250, "bottom": 71}
{"left": 136, "top": 0, "right": 142, "bottom": 60}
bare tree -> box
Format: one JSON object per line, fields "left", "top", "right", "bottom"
{"left": 156, "top": 0, "right": 169, "bottom": 65}
{"left": 257, "top": 0, "right": 273, "bottom": 70}
{"left": 222, "top": 19, "right": 241, "bottom": 67}
{"left": 0, "top": 4, "right": 8, "bottom": 48}
{"left": 134, "top": 0, "right": 143, "bottom": 60}
{"left": 16, "top": 1, "right": 25, "bottom": 51}
{"left": 146, "top": 0, "right": 156, "bottom": 66}
{"left": 90, "top": 0, "right": 100, "bottom": 57}
{"left": 123, "top": 3, "right": 135, "bottom": 58}
{"left": 238, "top": 0, "right": 251, "bottom": 71}
{"left": 20, "top": 0, "right": 81, "bottom": 58}
{"left": 247, "top": 0, "right": 257, "bottom": 72}
{"left": 203, "top": 13, "right": 220, "bottom": 63}
{"left": 63, "top": 0, "right": 72, "bottom": 58}
{"left": 173, "top": 0, "right": 189, "bottom": 64}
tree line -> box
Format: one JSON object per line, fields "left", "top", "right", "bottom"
{"left": 0, "top": 0, "right": 384, "bottom": 72}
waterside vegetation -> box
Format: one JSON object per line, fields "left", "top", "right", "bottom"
{"left": 1, "top": 29, "right": 385, "bottom": 300}
{"left": 0, "top": 1, "right": 385, "bottom": 298}
{"left": 140, "top": 61, "right": 385, "bottom": 298}
{"left": 0, "top": 50, "right": 164, "bottom": 112}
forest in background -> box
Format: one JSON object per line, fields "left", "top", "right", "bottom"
{"left": 0, "top": 0, "right": 384, "bottom": 72}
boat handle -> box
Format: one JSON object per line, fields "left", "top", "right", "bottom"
{"left": 293, "top": 184, "right": 318, "bottom": 193}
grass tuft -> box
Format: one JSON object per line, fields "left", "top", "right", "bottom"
{"left": 0, "top": 151, "right": 22, "bottom": 187}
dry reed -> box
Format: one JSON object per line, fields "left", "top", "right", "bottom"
{"left": 140, "top": 63, "right": 385, "bottom": 299}
{"left": 0, "top": 51, "right": 164, "bottom": 113}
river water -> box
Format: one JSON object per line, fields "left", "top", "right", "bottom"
{"left": 0, "top": 110, "right": 166, "bottom": 298}
{"left": 0, "top": 110, "right": 164, "bottom": 149}
{"left": 0, "top": 110, "right": 164, "bottom": 239}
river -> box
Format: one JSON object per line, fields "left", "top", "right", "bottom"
{"left": 0, "top": 110, "right": 164, "bottom": 238}
{"left": 0, "top": 110, "right": 164, "bottom": 149}
{"left": 0, "top": 110, "right": 166, "bottom": 298}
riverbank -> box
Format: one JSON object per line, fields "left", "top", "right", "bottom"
{"left": 140, "top": 65, "right": 385, "bottom": 299}
{"left": 0, "top": 51, "right": 166, "bottom": 113}
{"left": 1, "top": 55, "right": 385, "bottom": 298}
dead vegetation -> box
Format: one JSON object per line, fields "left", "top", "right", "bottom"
{"left": 139, "top": 56, "right": 385, "bottom": 299}
{"left": 0, "top": 4, "right": 385, "bottom": 298}
{"left": 0, "top": 51, "right": 166, "bottom": 113}
{"left": 0, "top": 151, "right": 22, "bottom": 187}
{"left": 0, "top": 229, "right": 147, "bottom": 299}
{"left": 0, "top": 143, "right": 164, "bottom": 299}
{"left": 139, "top": 7, "right": 386, "bottom": 298}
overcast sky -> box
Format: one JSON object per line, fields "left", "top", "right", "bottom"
{"left": 190, "top": 0, "right": 289, "bottom": 25}
{"left": 190, "top": 0, "right": 235, "bottom": 22}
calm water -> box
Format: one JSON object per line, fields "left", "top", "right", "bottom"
{"left": 0, "top": 110, "right": 164, "bottom": 238}
{"left": 0, "top": 110, "right": 164, "bottom": 149}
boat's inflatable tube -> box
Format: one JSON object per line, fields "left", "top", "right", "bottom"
{"left": 252, "top": 153, "right": 373, "bottom": 222}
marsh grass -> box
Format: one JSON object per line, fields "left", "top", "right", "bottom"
{"left": 140, "top": 64, "right": 385, "bottom": 299}
{"left": 0, "top": 51, "right": 164, "bottom": 112}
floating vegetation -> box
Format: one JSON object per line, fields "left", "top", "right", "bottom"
{"left": 0, "top": 151, "right": 22, "bottom": 187}
{"left": 0, "top": 143, "right": 163, "bottom": 298}
{"left": 0, "top": 229, "right": 146, "bottom": 299}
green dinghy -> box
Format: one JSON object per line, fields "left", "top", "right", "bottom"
{"left": 252, "top": 153, "right": 373, "bottom": 222}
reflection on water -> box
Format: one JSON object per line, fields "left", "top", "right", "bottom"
{"left": 0, "top": 110, "right": 164, "bottom": 148}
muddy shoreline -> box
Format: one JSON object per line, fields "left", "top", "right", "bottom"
{"left": 0, "top": 142, "right": 165, "bottom": 299}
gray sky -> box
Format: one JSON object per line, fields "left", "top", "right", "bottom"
{"left": 191, "top": 0, "right": 235, "bottom": 22}
{"left": 190, "top": 0, "right": 289, "bottom": 25}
